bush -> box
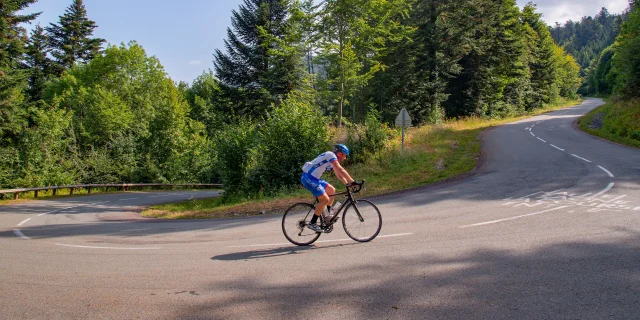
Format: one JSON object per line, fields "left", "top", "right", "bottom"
{"left": 252, "top": 88, "right": 331, "bottom": 194}
{"left": 346, "top": 110, "right": 393, "bottom": 164}
{"left": 214, "top": 120, "right": 257, "bottom": 194}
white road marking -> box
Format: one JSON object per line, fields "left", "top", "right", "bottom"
{"left": 530, "top": 132, "right": 535, "bottom": 137}
{"left": 590, "top": 182, "right": 615, "bottom": 199}
{"left": 13, "top": 229, "right": 31, "bottom": 240}
{"left": 598, "top": 166, "right": 614, "bottom": 178}
{"left": 118, "top": 197, "right": 139, "bottom": 201}
{"left": 17, "top": 218, "right": 32, "bottom": 226}
{"left": 460, "top": 206, "right": 570, "bottom": 228}
{"left": 537, "top": 137, "right": 547, "bottom": 143}
{"left": 571, "top": 154, "right": 592, "bottom": 163}
{"left": 53, "top": 243, "right": 161, "bottom": 250}
{"left": 550, "top": 144, "right": 565, "bottom": 151}
{"left": 227, "top": 233, "right": 414, "bottom": 248}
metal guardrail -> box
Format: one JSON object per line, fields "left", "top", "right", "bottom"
{"left": 0, "top": 183, "right": 223, "bottom": 200}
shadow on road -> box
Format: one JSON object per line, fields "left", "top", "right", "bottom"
{"left": 211, "top": 243, "right": 359, "bottom": 261}
{"left": 180, "top": 229, "right": 640, "bottom": 319}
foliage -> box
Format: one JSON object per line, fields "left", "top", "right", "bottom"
{"left": 213, "top": 0, "right": 304, "bottom": 118}
{"left": 44, "top": 42, "right": 209, "bottom": 184}
{"left": 213, "top": 119, "right": 257, "bottom": 194}
{"left": 610, "top": 3, "right": 640, "bottom": 98}
{"left": 346, "top": 110, "right": 393, "bottom": 164}
{"left": 46, "top": 0, "right": 105, "bottom": 73}
{"left": 0, "top": 0, "right": 39, "bottom": 146}
{"left": 253, "top": 85, "right": 331, "bottom": 193}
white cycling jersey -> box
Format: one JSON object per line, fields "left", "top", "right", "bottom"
{"left": 302, "top": 151, "right": 338, "bottom": 179}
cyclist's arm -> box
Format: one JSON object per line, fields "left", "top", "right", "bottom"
{"left": 331, "top": 160, "right": 354, "bottom": 185}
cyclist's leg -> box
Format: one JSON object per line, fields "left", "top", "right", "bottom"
{"left": 301, "top": 173, "right": 328, "bottom": 219}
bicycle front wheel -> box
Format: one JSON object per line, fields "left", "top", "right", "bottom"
{"left": 282, "top": 203, "right": 322, "bottom": 246}
{"left": 342, "top": 199, "right": 382, "bottom": 242}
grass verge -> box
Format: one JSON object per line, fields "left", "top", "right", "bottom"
{"left": 143, "top": 98, "right": 583, "bottom": 220}
{"left": 578, "top": 98, "right": 640, "bottom": 149}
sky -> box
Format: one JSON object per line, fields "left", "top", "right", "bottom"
{"left": 20, "top": 0, "right": 632, "bottom": 85}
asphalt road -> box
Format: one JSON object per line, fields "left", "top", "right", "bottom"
{"left": 1, "top": 98, "right": 639, "bottom": 319}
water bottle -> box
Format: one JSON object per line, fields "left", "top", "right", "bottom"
{"left": 328, "top": 201, "right": 341, "bottom": 219}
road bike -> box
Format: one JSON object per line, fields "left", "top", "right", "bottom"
{"left": 282, "top": 180, "right": 382, "bottom": 246}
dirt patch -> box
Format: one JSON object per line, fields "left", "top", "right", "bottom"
{"left": 589, "top": 112, "right": 605, "bottom": 129}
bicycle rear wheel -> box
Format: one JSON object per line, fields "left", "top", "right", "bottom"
{"left": 342, "top": 199, "right": 382, "bottom": 242}
{"left": 282, "top": 203, "right": 322, "bottom": 246}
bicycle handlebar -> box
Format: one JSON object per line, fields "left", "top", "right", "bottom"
{"left": 347, "top": 180, "right": 366, "bottom": 193}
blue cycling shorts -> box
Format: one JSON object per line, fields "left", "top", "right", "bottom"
{"left": 301, "top": 172, "right": 328, "bottom": 197}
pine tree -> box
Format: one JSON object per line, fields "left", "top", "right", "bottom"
{"left": 213, "top": 0, "right": 303, "bottom": 118}
{"left": 444, "top": 0, "right": 527, "bottom": 117}
{"left": 46, "top": 0, "right": 104, "bottom": 73}
{"left": 24, "top": 24, "right": 53, "bottom": 102}
{"left": 522, "top": 3, "right": 558, "bottom": 110}
{"left": 0, "top": 0, "right": 39, "bottom": 145}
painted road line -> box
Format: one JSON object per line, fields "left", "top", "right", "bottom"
{"left": 537, "top": 137, "right": 547, "bottom": 143}
{"left": 13, "top": 229, "right": 31, "bottom": 240}
{"left": 460, "top": 206, "right": 570, "bottom": 228}
{"left": 227, "top": 233, "right": 414, "bottom": 248}
{"left": 53, "top": 243, "right": 161, "bottom": 250}
{"left": 118, "top": 197, "right": 140, "bottom": 201}
{"left": 571, "top": 154, "right": 592, "bottom": 163}
{"left": 17, "top": 218, "right": 32, "bottom": 226}
{"left": 590, "top": 182, "right": 615, "bottom": 200}
{"left": 530, "top": 132, "right": 535, "bottom": 137}
{"left": 550, "top": 144, "right": 565, "bottom": 151}
{"left": 598, "top": 166, "right": 614, "bottom": 178}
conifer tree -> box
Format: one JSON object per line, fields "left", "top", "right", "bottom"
{"left": 444, "top": 0, "right": 527, "bottom": 117}
{"left": 213, "top": 0, "right": 303, "bottom": 118}
{"left": 522, "top": 3, "right": 559, "bottom": 110}
{"left": 0, "top": 0, "right": 39, "bottom": 145}
{"left": 24, "top": 24, "right": 53, "bottom": 102}
{"left": 46, "top": 0, "right": 104, "bottom": 73}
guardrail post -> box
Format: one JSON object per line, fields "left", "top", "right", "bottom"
{"left": 87, "top": 187, "right": 92, "bottom": 194}
{"left": 70, "top": 188, "right": 74, "bottom": 195}
{"left": 53, "top": 189, "right": 57, "bottom": 196}
{"left": 14, "top": 192, "right": 19, "bottom": 200}
{"left": 34, "top": 190, "right": 38, "bottom": 198}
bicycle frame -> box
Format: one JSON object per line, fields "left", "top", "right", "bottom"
{"left": 313, "top": 181, "right": 364, "bottom": 226}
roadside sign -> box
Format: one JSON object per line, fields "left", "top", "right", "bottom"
{"left": 394, "top": 108, "right": 412, "bottom": 151}
{"left": 395, "top": 108, "right": 412, "bottom": 128}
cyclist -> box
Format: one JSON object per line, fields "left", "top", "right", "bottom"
{"left": 300, "top": 144, "right": 355, "bottom": 232}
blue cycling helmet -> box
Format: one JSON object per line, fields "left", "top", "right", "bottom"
{"left": 334, "top": 144, "right": 350, "bottom": 156}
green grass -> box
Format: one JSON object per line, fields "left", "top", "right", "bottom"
{"left": 143, "top": 98, "right": 583, "bottom": 219}
{"left": 578, "top": 98, "right": 640, "bottom": 149}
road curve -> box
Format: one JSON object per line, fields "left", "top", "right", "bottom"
{"left": 1, "top": 98, "right": 639, "bottom": 319}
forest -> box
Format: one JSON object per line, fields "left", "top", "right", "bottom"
{"left": 4, "top": 0, "right": 634, "bottom": 197}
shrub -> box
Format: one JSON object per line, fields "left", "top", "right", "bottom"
{"left": 346, "top": 110, "right": 393, "bottom": 164}
{"left": 253, "top": 88, "right": 331, "bottom": 194}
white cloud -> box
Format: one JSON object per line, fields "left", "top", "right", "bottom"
{"left": 188, "top": 60, "right": 202, "bottom": 66}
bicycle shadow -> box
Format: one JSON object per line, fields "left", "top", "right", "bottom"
{"left": 211, "top": 243, "right": 359, "bottom": 261}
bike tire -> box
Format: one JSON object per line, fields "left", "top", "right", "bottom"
{"left": 282, "top": 202, "right": 322, "bottom": 246}
{"left": 342, "top": 199, "right": 382, "bottom": 242}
